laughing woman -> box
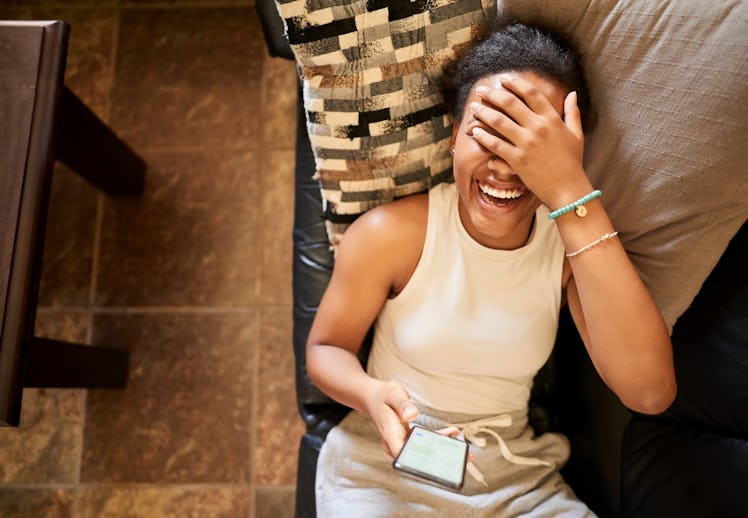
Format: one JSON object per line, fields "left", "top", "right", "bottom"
{"left": 306, "top": 22, "right": 676, "bottom": 517}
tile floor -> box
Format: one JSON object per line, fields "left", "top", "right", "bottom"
{"left": 0, "top": 1, "right": 304, "bottom": 516}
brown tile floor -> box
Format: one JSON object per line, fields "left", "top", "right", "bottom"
{"left": 0, "top": 2, "right": 303, "bottom": 517}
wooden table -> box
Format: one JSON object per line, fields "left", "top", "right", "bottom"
{"left": 1, "top": 20, "right": 145, "bottom": 426}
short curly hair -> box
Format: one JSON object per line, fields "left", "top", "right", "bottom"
{"left": 444, "top": 22, "right": 592, "bottom": 130}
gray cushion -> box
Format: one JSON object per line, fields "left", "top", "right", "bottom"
{"left": 497, "top": 0, "right": 748, "bottom": 329}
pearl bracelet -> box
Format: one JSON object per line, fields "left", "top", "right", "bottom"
{"left": 548, "top": 190, "right": 602, "bottom": 220}
{"left": 565, "top": 231, "right": 619, "bottom": 258}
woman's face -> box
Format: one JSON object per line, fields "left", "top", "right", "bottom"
{"left": 451, "top": 71, "right": 567, "bottom": 250}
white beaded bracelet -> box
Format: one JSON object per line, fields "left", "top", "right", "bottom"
{"left": 565, "top": 231, "right": 619, "bottom": 258}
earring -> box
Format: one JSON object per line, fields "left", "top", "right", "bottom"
{"left": 450, "top": 147, "right": 455, "bottom": 155}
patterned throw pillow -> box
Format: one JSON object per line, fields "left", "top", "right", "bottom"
{"left": 274, "top": 0, "right": 497, "bottom": 246}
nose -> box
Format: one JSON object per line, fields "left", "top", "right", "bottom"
{"left": 486, "top": 158, "right": 519, "bottom": 180}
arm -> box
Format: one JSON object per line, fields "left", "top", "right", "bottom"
{"left": 559, "top": 205, "right": 676, "bottom": 414}
{"left": 469, "top": 75, "right": 676, "bottom": 414}
{"left": 306, "top": 196, "right": 426, "bottom": 456}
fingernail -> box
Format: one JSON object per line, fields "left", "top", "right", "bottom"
{"left": 469, "top": 101, "right": 480, "bottom": 112}
{"left": 472, "top": 127, "right": 484, "bottom": 136}
{"left": 475, "top": 85, "right": 489, "bottom": 95}
{"left": 403, "top": 406, "right": 418, "bottom": 420}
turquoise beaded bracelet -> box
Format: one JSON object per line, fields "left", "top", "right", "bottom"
{"left": 548, "top": 190, "right": 602, "bottom": 220}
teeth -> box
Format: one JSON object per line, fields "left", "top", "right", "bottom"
{"left": 478, "top": 182, "right": 525, "bottom": 199}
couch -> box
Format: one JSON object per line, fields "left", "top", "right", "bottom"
{"left": 257, "top": 1, "right": 748, "bottom": 516}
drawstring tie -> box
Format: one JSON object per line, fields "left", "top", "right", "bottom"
{"left": 449, "top": 414, "right": 551, "bottom": 487}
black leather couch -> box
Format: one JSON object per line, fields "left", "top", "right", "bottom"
{"left": 257, "top": 2, "right": 748, "bottom": 517}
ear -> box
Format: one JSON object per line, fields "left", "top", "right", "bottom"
{"left": 450, "top": 121, "right": 459, "bottom": 150}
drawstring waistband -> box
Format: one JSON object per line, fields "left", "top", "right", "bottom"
{"left": 449, "top": 414, "right": 551, "bottom": 487}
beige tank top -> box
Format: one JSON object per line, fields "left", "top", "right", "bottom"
{"left": 367, "top": 182, "right": 565, "bottom": 414}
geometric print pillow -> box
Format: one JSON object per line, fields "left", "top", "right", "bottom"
{"left": 274, "top": 0, "right": 497, "bottom": 245}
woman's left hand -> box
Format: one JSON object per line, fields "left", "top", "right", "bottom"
{"left": 469, "top": 74, "right": 589, "bottom": 209}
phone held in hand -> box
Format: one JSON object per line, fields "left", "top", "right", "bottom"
{"left": 392, "top": 425, "right": 468, "bottom": 491}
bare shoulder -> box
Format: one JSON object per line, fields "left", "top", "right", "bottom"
{"left": 342, "top": 193, "right": 427, "bottom": 243}
{"left": 337, "top": 193, "right": 428, "bottom": 294}
{"left": 360, "top": 193, "right": 427, "bottom": 232}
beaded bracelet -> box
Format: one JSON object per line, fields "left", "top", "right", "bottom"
{"left": 565, "top": 231, "right": 619, "bottom": 258}
{"left": 548, "top": 190, "right": 602, "bottom": 220}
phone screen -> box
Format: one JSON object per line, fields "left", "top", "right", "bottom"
{"left": 392, "top": 425, "right": 468, "bottom": 490}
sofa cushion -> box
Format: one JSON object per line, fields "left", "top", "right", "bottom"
{"left": 621, "top": 417, "right": 748, "bottom": 518}
{"left": 496, "top": 0, "right": 748, "bottom": 330}
{"left": 257, "top": 0, "right": 294, "bottom": 59}
{"left": 665, "top": 222, "right": 747, "bottom": 436}
{"left": 619, "top": 222, "right": 747, "bottom": 517}
{"left": 273, "top": 0, "right": 496, "bottom": 246}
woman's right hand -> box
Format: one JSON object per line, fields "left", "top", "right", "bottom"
{"left": 304, "top": 196, "right": 429, "bottom": 457}
{"left": 364, "top": 380, "right": 420, "bottom": 458}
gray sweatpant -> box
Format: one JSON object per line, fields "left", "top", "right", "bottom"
{"left": 316, "top": 406, "right": 596, "bottom": 517}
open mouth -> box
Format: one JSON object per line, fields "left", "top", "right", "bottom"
{"left": 476, "top": 180, "right": 527, "bottom": 207}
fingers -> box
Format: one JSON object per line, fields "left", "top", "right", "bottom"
{"left": 377, "top": 381, "right": 418, "bottom": 458}
{"left": 435, "top": 426, "right": 460, "bottom": 438}
{"left": 468, "top": 74, "right": 558, "bottom": 163}
{"left": 383, "top": 382, "right": 418, "bottom": 422}
{"left": 492, "top": 75, "right": 557, "bottom": 118}
{"left": 381, "top": 419, "right": 410, "bottom": 458}
{"left": 382, "top": 437, "right": 400, "bottom": 458}
{"left": 469, "top": 101, "right": 522, "bottom": 146}
{"left": 374, "top": 403, "right": 407, "bottom": 457}
{"left": 472, "top": 75, "right": 553, "bottom": 129}
{"left": 564, "top": 91, "right": 584, "bottom": 141}
{"left": 471, "top": 126, "right": 520, "bottom": 165}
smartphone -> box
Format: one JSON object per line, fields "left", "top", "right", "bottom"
{"left": 392, "top": 425, "right": 468, "bottom": 491}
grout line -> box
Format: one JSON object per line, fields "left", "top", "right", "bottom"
{"left": 108, "top": 4, "right": 121, "bottom": 123}
{"left": 116, "top": 3, "right": 256, "bottom": 9}
{"left": 255, "top": 48, "right": 273, "bottom": 305}
{"left": 29, "top": 2, "right": 255, "bottom": 9}
{"left": 88, "top": 195, "right": 104, "bottom": 317}
{"left": 253, "top": 484, "right": 297, "bottom": 491}
{"left": 0, "top": 482, "right": 274, "bottom": 490}
{"left": 248, "top": 311, "right": 262, "bottom": 518}
{"left": 249, "top": 47, "right": 272, "bottom": 518}
{"left": 85, "top": 0, "right": 120, "bottom": 321}
{"left": 36, "top": 305, "right": 291, "bottom": 314}
{"left": 74, "top": 367, "right": 86, "bottom": 487}
{"left": 116, "top": 144, "right": 288, "bottom": 153}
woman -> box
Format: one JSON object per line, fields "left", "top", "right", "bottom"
{"left": 306, "top": 23, "right": 676, "bottom": 516}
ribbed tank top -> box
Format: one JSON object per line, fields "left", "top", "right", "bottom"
{"left": 367, "top": 183, "right": 565, "bottom": 415}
